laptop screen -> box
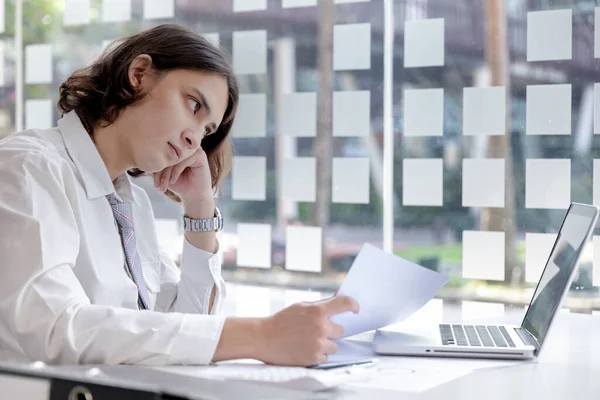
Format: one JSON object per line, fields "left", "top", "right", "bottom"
{"left": 521, "top": 204, "right": 598, "bottom": 347}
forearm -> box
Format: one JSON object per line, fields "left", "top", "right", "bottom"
{"left": 212, "top": 317, "right": 264, "bottom": 363}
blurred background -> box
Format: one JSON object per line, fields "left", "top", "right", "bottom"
{"left": 2, "top": 0, "right": 600, "bottom": 318}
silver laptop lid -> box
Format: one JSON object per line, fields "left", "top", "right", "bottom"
{"left": 521, "top": 203, "right": 599, "bottom": 352}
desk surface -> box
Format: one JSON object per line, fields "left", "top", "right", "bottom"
{"left": 2, "top": 306, "right": 596, "bottom": 399}
{"left": 329, "top": 311, "right": 600, "bottom": 399}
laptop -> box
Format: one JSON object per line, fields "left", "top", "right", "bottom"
{"left": 373, "top": 202, "right": 599, "bottom": 360}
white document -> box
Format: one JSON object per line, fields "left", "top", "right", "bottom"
{"left": 329, "top": 338, "right": 523, "bottom": 392}
{"left": 331, "top": 243, "right": 449, "bottom": 338}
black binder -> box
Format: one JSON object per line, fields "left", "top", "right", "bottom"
{"left": 0, "top": 363, "right": 169, "bottom": 400}
{"left": 0, "top": 363, "right": 321, "bottom": 400}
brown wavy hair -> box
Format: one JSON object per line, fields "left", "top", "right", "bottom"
{"left": 58, "top": 24, "right": 239, "bottom": 203}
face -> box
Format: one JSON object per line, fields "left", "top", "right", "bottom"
{"left": 120, "top": 58, "right": 229, "bottom": 173}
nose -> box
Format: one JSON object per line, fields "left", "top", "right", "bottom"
{"left": 181, "top": 129, "right": 200, "bottom": 150}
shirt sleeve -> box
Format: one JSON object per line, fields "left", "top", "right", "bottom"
{"left": 0, "top": 151, "right": 224, "bottom": 365}
{"left": 155, "top": 237, "right": 227, "bottom": 316}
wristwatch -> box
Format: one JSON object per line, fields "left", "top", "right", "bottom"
{"left": 183, "top": 206, "right": 223, "bottom": 232}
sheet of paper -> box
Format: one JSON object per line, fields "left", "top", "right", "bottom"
{"left": 329, "top": 338, "right": 524, "bottom": 392}
{"left": 331, "top": 243, "right": 449, "bottom": 338}
{"left": 154, "top": 338, "right": 523, "bottom": 394}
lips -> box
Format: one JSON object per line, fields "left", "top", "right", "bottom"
{"left": 169, "top": 142, "right": 181, "bottom": 159}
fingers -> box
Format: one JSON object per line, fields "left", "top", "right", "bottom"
{"left": 322, "top": 339, "right": 339, "bottom": 355}
{"left": 170, "top": 154, "right": 198, "bottom": 185}
{"left": 157, "top": 167, "right": 173, "bottom": 192}
{"left": 322, "top": 296, "right": 360, "bottom": 316}
{"left": 325, "top": 322, "right": 345, "bottom": 340}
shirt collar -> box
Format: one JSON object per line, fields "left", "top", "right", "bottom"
{"left": 58, "top": 110, "right": 134, "bottom": 201}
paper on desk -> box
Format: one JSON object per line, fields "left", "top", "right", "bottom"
{"left": 328, "top": 339, "right": 524, "bottom": 393}
{"left": 331, "top": 243, "right": 449, "bottom": 338}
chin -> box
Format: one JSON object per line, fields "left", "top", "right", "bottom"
{"left": 134, "top": 158, "right": 168, "bottom": 174}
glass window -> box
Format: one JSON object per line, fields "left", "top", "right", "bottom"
{"left": 16, "top": 0, "right": 600, "bottom": 317}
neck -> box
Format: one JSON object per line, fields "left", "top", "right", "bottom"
{"left": 92, "top": 121, "right": 133, "bottom": 182}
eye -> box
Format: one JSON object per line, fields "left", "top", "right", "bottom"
{"left": 188, "top": 98, "right": 201, "bottom": 114}
{"left": 204, "top": 126, "right": 212, "bottom": 137}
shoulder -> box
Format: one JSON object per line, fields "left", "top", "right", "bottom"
{"left": 0, "top": 129, "right": 71, "bottom": 182}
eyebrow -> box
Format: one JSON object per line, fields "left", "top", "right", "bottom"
{"left": 193, "top": 88, "right": 211, "bottom": 115}
{"left": 193, "top": 88, "right": 218, "bottom": 134}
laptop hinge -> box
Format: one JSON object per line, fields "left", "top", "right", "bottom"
{"left": 516, "top": 327, "right": 541, "bottom": 352}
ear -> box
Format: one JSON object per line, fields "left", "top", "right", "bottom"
{"left": 128, "top": 54, "right": 153, "bottom": 92}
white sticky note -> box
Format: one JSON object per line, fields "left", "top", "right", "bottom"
{"left": 282, "top": 158, "right": 316, "bottom": 202}
{"left": 0, "top": 43, "right": 5, "bottom": 86}
{"left": 527, "top": 9, "right": 572, "bottom": 61}
{"left": 526, "top": 159, "right": 571, "bottom": 209}
{"left": 403, "top": 159, "right": 443, "bottom": 206}
{"left": 204, "top": 33, "right": 220, "bottom": 47}
{"left": 462, "top": 158, "right": 504, "bottom": 208}
{"left": 463, "top": 87, "right": 505, "bottom": 136}
{"left": 332, "top": 158, "right": 370, "bottom": 204}
{"left": 285, "top": 226, "right": 322, "bottom": 273}
{"left": 0, "top": 0, "right": 6, "bottom": 34}
{"left": 596, "top": 8, "right": 600, "bottom": 58}
{"left": 333, "top": 23, "right": 371, "bottom": 71}
{"left": 594, "top": 84, "right": 600, "bottom": 134}
{"left": 284, "top": 289, "right": 322, "bottom": 308}
{"left": 234, "top": 0, "right": 266, "bottom": 12}
{"left": 103, "top": 0, "right": 132, "bottom": 22}
{"left": 462, "top": 301, "right": 505, "bottom": 322}
{"left": 233, "top": 30, "right": 267, "bottom": 75}
{"left": 333, "top": 90, "right": 370, "bottom": 137}
{"left": 64, "top": 0, "right": 90, "bottom": 26}
{"left": 594, "top": 236, "right": 600, "bottom": 286}
{"left": 526, "top": 233, "right": 557, "bottom": 283}
{"left": 404, "top": 19, "right": 444, "bottom": 68}
{"left": 25, "top": 99, "right": 53, "bottom": 130}
{"left": 237, "top": 223, "right": 271, "bottom": 269}
{"left": 462, "top": 230, "right": 505, "bottom": 281}
{"left": 235, "top": 285, "right": 272, "bottom": 317}
{"left": 143, "top": 0, "right": 174, "bottom": 19}
{"left": 526, "top": 84, "right": 571, "bottom": 135}
{"left": 594, "top": 160, "right": 600, "bottom": 207}
{"left": 283, "top": 92, "right": 317, "bottom": 137}
{"left": 282, "top": 0, "right": 316, "bottom": 7}
{"left": 232, "top": 156, "right": 266, "bottom": 201}
{"left": 403, "top": 88, "right": 443, "bottom": 137}
{"left": 332, "top": 243, "right": 449, "bottom": 337}
{"left": 25, "top": 44, "right": 52, "bottom": 85}
{"left": 231, "top": 93, "right": 266, "bottom": 137}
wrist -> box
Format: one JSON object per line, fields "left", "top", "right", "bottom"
{"left": 213, "top": 317, "right": 266, "bottom": 362}
{"left": 183, "top": 198, "right": 215, "bottom": 219}
{"left": 252, "top": 317, "right": 269, "bottom": 361}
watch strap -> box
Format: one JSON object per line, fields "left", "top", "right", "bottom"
{"left": 183, "top": 207, "right": 223, "bottom": 232}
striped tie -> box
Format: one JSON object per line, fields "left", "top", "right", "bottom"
{"left": 107, "top": 193, "right": 150, "bottom": 310}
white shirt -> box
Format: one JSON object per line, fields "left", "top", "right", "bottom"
{"left": 0, "top": 111, "right": 227, "bottom": 365}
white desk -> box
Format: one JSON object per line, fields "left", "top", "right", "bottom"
{"left": 156, "top": 309, "right": 598, "bottom": 399}
{"left": 330, "top": 311, "right": 600, "bottom": 399}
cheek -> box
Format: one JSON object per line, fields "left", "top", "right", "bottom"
{"left": 144, "top": 104, "right": 186, "bottom": 140}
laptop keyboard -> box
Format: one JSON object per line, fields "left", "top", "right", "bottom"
{"left": 440, "top": 324, "right": 517, "bottom": 348}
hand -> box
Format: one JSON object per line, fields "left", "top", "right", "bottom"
{"left": 153, "top": 147, "right": 213, "bottom": 204}
{"left": 256, "top": 296, "right": 359, "bottom": 366}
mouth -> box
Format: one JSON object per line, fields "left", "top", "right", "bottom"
{"left": 168, "top": 142, "right": 182, "bottom": 159}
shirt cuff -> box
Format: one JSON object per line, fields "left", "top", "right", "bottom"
{"left": 170, "top": 313, "right": 226, "bottom": 365}
{"left": 181, "top": 237, "right": 222, "bottom": 286}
